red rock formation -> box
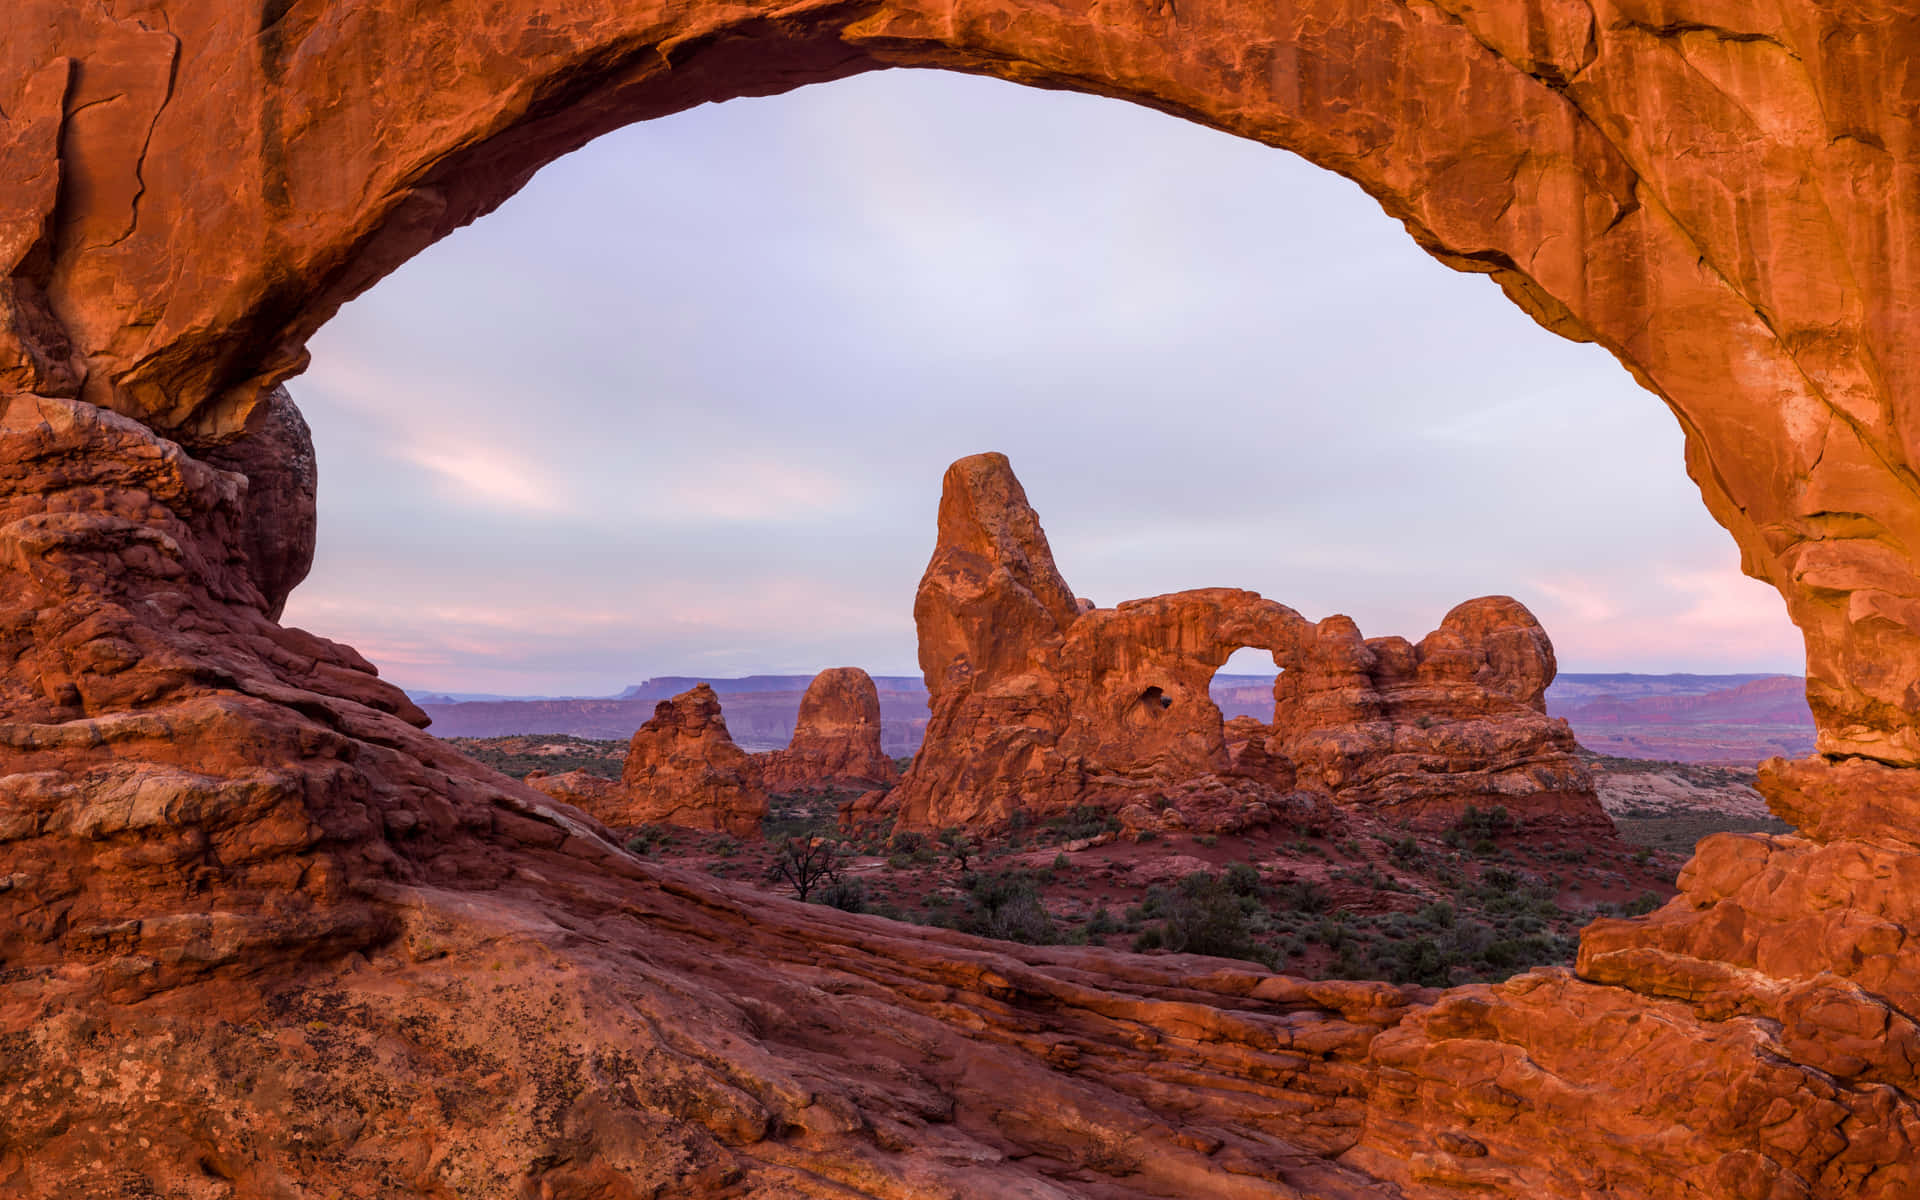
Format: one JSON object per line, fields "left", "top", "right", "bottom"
{"left": 1266, "top": 598, "right": 1606, "bottom": 831}
{"left": 613, "top": 683, "right": 767, "bottom": 837}
{"left": 757, "top": 667, "right": 900, "bottom": 794}
{"left": 7, "top": 4, "right": 1920, "bottom": 1197}
{"left": 889, "top": 454, "right": 1598, "bottom": 835}
{"left": 523, "top": 767, "right": 623, "bottom": 811}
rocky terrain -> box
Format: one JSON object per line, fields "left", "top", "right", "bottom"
{"left": 463, "top": 735, "right": 1725, "bottom": 988}
{"left": 10, "top": 3, "right": 1920, "bottom": 1198}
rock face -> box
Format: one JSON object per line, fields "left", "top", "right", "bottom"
{"left": 522, "top": 767, "right": 623, "bottom": 811}
{"left": 198, "top": 385, "right": 318, "bottom": 621}
{"left": 888, "top": 453, "right": 1601, "bottom": 834}
{"left": 1265, "top": 598, "right": 1605, "bottom": 830}
{"left": 9, "top": 5, "right": 1920, "bottom": 1198}
{"left": 613, "top": 683, "right": 768, "bottom": 837}
{"left": 757, "top": 667, "right": 899, "bottom": 794}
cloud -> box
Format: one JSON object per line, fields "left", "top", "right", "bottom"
{"left": 401, "top": 442, "right": 579, "bottom": 515}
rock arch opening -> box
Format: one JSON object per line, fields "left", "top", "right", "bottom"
{"left": 8, "top": 7, "right": 1920, "bottom": 1198}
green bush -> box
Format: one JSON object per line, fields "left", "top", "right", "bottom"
{"left": 816, "top": 876, "right": 869, "bottom": 913}
{"left": 1048, "top": 804, "right": 1121, "bottom": 841}
{"left": 1130, "top": 871, "right": 1273, "bottom": 966}
{"left": 625, "top": 824, "right": 670, "bottom": 856}
{"left": 1623, "top": 890, "right": 1663, "bottom": 917}
{"left": 958, "top": 872, "right": 1058, "bottom": 944}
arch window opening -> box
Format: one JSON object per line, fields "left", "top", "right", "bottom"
{"left": 284, "top": 70, "right": 1804, "bottom": 989}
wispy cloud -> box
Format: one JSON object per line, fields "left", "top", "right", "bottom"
{"left": 401, "top": 442, "right": 578, "bottom": 515}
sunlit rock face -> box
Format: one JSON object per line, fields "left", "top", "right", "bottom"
{"left": 6, "top": 2, "right": 1920, "bottom": 1197}
{"left": 1267, "top": 598, "right": 1607, "bottom": 832}
{"left": 757, "top": 667, "right": 900, "bottom": 794}
{"left": 887, "top": 453, "right": 1606, "bottom": 836}
{"left": 614, "top": 683, "right": 768, "bottom": 837}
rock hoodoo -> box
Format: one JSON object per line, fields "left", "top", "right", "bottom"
{"left": 886, "top": 453, "right": 1603, "bottom": 835}
{"left": 9, "top": 4, "right": 1920, "bottom": 1197}
{"left": 612, "top": 683, "right": 768, "bottom": 837}
{"left": 756, "top": 667, "right": 899, "bottom": 794}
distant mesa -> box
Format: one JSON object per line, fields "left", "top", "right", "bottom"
{"left": 874, "top": 452, "right": 1607, "bottom": 836}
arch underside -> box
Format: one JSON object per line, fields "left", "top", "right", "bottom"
{"left": 4, "top": 1, "right": 1920, "bottom": 1196}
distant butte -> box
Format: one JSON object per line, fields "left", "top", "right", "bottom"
{"left": 6, "top": 4, "right": 1920, "bottom": 1197}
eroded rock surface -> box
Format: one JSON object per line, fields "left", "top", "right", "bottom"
{"left": 5, "top": 3, "right": 1920, "bottom": 1197}
{"left": 1266, "top": 598, "right": 1605, "bottom": 831}
{"left": 613, "top": 683, "right": 768, "bottom": 838}
{"left": 888, "top": 454, "right": 1601, "bottom": 835}
{"left": 757, "top": 667, "right": 900, "bottom": 794}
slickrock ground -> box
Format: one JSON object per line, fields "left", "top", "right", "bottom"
{"left": 756, "top": 668, "right": 901, "bottom": 794}
{"left": 9, "top": 2, "right": 1920, "bottom": 1197}
{"left": 887, "top": 454, "right": 1605, "bottom": 836}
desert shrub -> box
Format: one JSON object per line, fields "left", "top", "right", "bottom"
{"left": 1272, "top": 879, "right": 1332, "bottom": 914}
{"left": 1448, "top": 805, "right": 1516, "bottom": 848}
{"left": 1387, "top": 836, "right": 1423, "bottom": 868}
{"left": 1086, "top": 907, "right": 1121, "bottom": 936}
{"left": 1623, "top": 890, "right": 1663, "bottom": 917}
{"left": 1130, "top": 871, "right": 1272, "bottom": 966}
{"left": 1223, "top": 861, "right": 1263, "bottom": 897}
{"left": 1048, "top": 804, "right": 1120, "bottom": 841}
{"left": 762, "top": 801, "right": 836, "bottom": 842}
{"left": 625, "top": 824, "right": 670, "bottom": 856}
{"left": 959, "top": 871, "right": 1057, "bottom": 944}
{"left": 816, "top": 876, "right": 869, "bottom": 913}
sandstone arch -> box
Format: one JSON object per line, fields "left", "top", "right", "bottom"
{"left": 10, "top": 1, "right": 1917, "bottom": 762}
{"left": 6, "top": 3, "right": 1920, "bottom": 1197}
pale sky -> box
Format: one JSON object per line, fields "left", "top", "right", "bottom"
{"left": 282, "top": 69, "right": 1805, "bottom": 697}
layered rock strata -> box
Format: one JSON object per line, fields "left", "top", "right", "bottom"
{"left": 6, "top": 3, "right": 1920, "bottom": 1197}
{"left": 887, "top": 453, "right": 1602, "bottom": 834}
{"left": 756, "top": 667, "right": 900, "bottom": 794}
